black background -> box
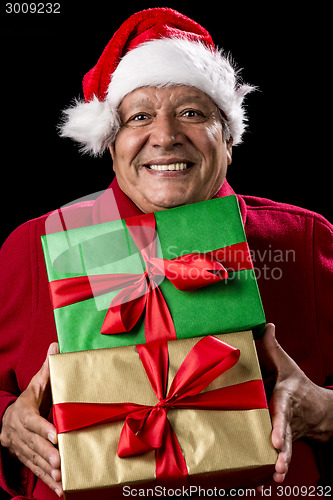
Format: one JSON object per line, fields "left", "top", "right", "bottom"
{"left": 1, "top": 2, "right": 331, "bottom": 245}
{"left": 0, "top": 4, "right": 331, "bottom": 499}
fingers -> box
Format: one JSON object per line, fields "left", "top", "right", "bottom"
{"left": 14, "top": 435, "right": 62, "bottom": 496}
{"left": 273, "top": 425, "right": 292, "bottom": 483}
{"left": 272, "top": 417, "right": 291, "bottom": 483}
{"left": 1, "top": 401, "right": 63, "bottom": 496}
{"left": 22, "top": 404, "right": 58, "bottom": 445}
{"left": 270, "top": 390, "right": 289, "bottom": 451}
{"left": 258, "top": 324, "right": 326, "bottom": 485}
{"left": 0, "top": 342, "right": 62, "bottom": 496}
{"left": 269, "top": 370, "right": 293, "bottom": 484}
{"left": 23, "top": 343, "right": 62, "bottom": 494}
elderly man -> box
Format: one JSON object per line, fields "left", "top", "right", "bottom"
{"left": 0, "top": 8, "right": 332, "bottom": 499}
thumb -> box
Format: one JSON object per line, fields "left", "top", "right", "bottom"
{"left": 29, "top": 343, "right": 59, "bottom": 407}
{"left": 43, "top": 342, "right": 60, "bottom": 372}
{"left": 256, "top": 323, "right": 280, "bottom": 374}
{"left": 39, "top": 342, "right": 60, "bottom": 383}
{"left": 258, "top": 324, "right": 297, "bottom": 381}
{"left": 260, "top": 324, "right": 280, "bottom": 360}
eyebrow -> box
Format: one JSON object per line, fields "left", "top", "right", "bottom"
{"left": 124, "top": 98, "right": 154, "bottom": 109}
{"left": 118, "top": 98, "right": 153, "bottom": 117}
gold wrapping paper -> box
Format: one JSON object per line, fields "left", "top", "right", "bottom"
{"left": 49, "top": 331, "right": 277, "bottom": 495}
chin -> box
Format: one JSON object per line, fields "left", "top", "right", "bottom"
{"left": 151, "top": 196, "right": 192, "bottom": 210}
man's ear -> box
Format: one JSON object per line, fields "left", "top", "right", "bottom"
{"left": 109, "top": 144, "right": 115, "bottom": 161}
{"left": 227, "top": 138, "right": 233, "bottom": 166}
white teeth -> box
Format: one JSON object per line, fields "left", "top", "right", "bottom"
{"left": 148, "top": 162, "right": 189, "bottom": 171}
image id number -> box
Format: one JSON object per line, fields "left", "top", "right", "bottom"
{"left": 5, "top": 3, "right": 60, "bottom": 13}
{"left": 277, "top": 485, "right": 332, "bottom": 496}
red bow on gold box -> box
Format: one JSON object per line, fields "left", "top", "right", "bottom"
{"left": 49, "top": 331, "right": 277, "bottom": 496}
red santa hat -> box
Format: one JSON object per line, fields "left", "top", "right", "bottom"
{"left": 60, "top": 8, "right": 255, "bottom": 155}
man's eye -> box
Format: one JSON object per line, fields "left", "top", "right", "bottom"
{"left": 123, "top": 113, "right": 151, "bottom": 127}
{"left": 181, "top": 109, "right": 205, "bottom": 119}
{"left": 132, "top": 113, "right": 149, "bottom": 121}
{"left": 183, "top": 110, "right": 199, "bottom": 117}
{"left": 124, "top": 113, "right": 152, "bottom": 127}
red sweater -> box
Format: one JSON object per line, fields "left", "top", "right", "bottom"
{"left": 0, "top": 180, "right": 332, "bottom": 499}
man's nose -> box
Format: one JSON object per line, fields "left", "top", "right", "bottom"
{"left": 150, "top": 115, "right": 184, "bottom": 149}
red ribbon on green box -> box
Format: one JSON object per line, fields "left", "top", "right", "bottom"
{"left": 48, "top": 212, "right": 253, "bottom": 344}
{"left": 53, "top": 335, "right": 268, "bottom": 480}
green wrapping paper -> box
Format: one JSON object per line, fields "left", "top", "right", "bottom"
{"left": 41, "top": 196, "right": 265, "bottom": 353}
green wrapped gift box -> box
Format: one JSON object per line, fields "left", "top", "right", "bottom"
{"left": 41, "top": 196, "right": 265, "bottom": 353}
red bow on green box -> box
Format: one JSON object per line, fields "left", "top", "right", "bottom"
{"left": 53, "top": 335, "right": 268, "bottom": 480}
{"left": 48, "top": 212, "right": 253, "bottom": 344}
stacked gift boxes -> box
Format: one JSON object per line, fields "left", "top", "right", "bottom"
{"left": 41, "top": 195, "right": 277, "bottom": 498}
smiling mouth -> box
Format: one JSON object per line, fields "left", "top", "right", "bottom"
{"left": 145, "top": 162, "right": 193, "bottom": 171}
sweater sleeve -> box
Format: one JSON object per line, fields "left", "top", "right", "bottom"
{"left": 0, "top": 222, "right": 36, "bottom": 497}
{"left": 313, "top": 216, "right": 333, "bottom": 385}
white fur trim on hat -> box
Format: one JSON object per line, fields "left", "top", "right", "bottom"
{"left": 60, "top": 38, "right": 255, "bottom": 156}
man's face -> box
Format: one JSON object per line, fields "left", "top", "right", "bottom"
{"left": 110, "top": 86, "right": 232, "bottom": 213}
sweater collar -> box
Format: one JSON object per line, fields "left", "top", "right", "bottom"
{"left": 213, "top": 180, "right": 247, "bottom": 226}
{"left": 92, "top": 177, "right": 247, "bottom": 226}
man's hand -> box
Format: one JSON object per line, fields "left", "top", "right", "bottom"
{"left": 257, "top": 324, "right": 333, "bottom": 484}
{"left": 0, "top": 342, "right": 63, "bottom": 497}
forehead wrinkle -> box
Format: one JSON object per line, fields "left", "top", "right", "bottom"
{"left": 120, "top": 86, "right": 216, "bottom": 110}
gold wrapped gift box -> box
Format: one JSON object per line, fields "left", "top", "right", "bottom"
{"left": 49, "top": 331, "right": 277, "bottom": 499}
